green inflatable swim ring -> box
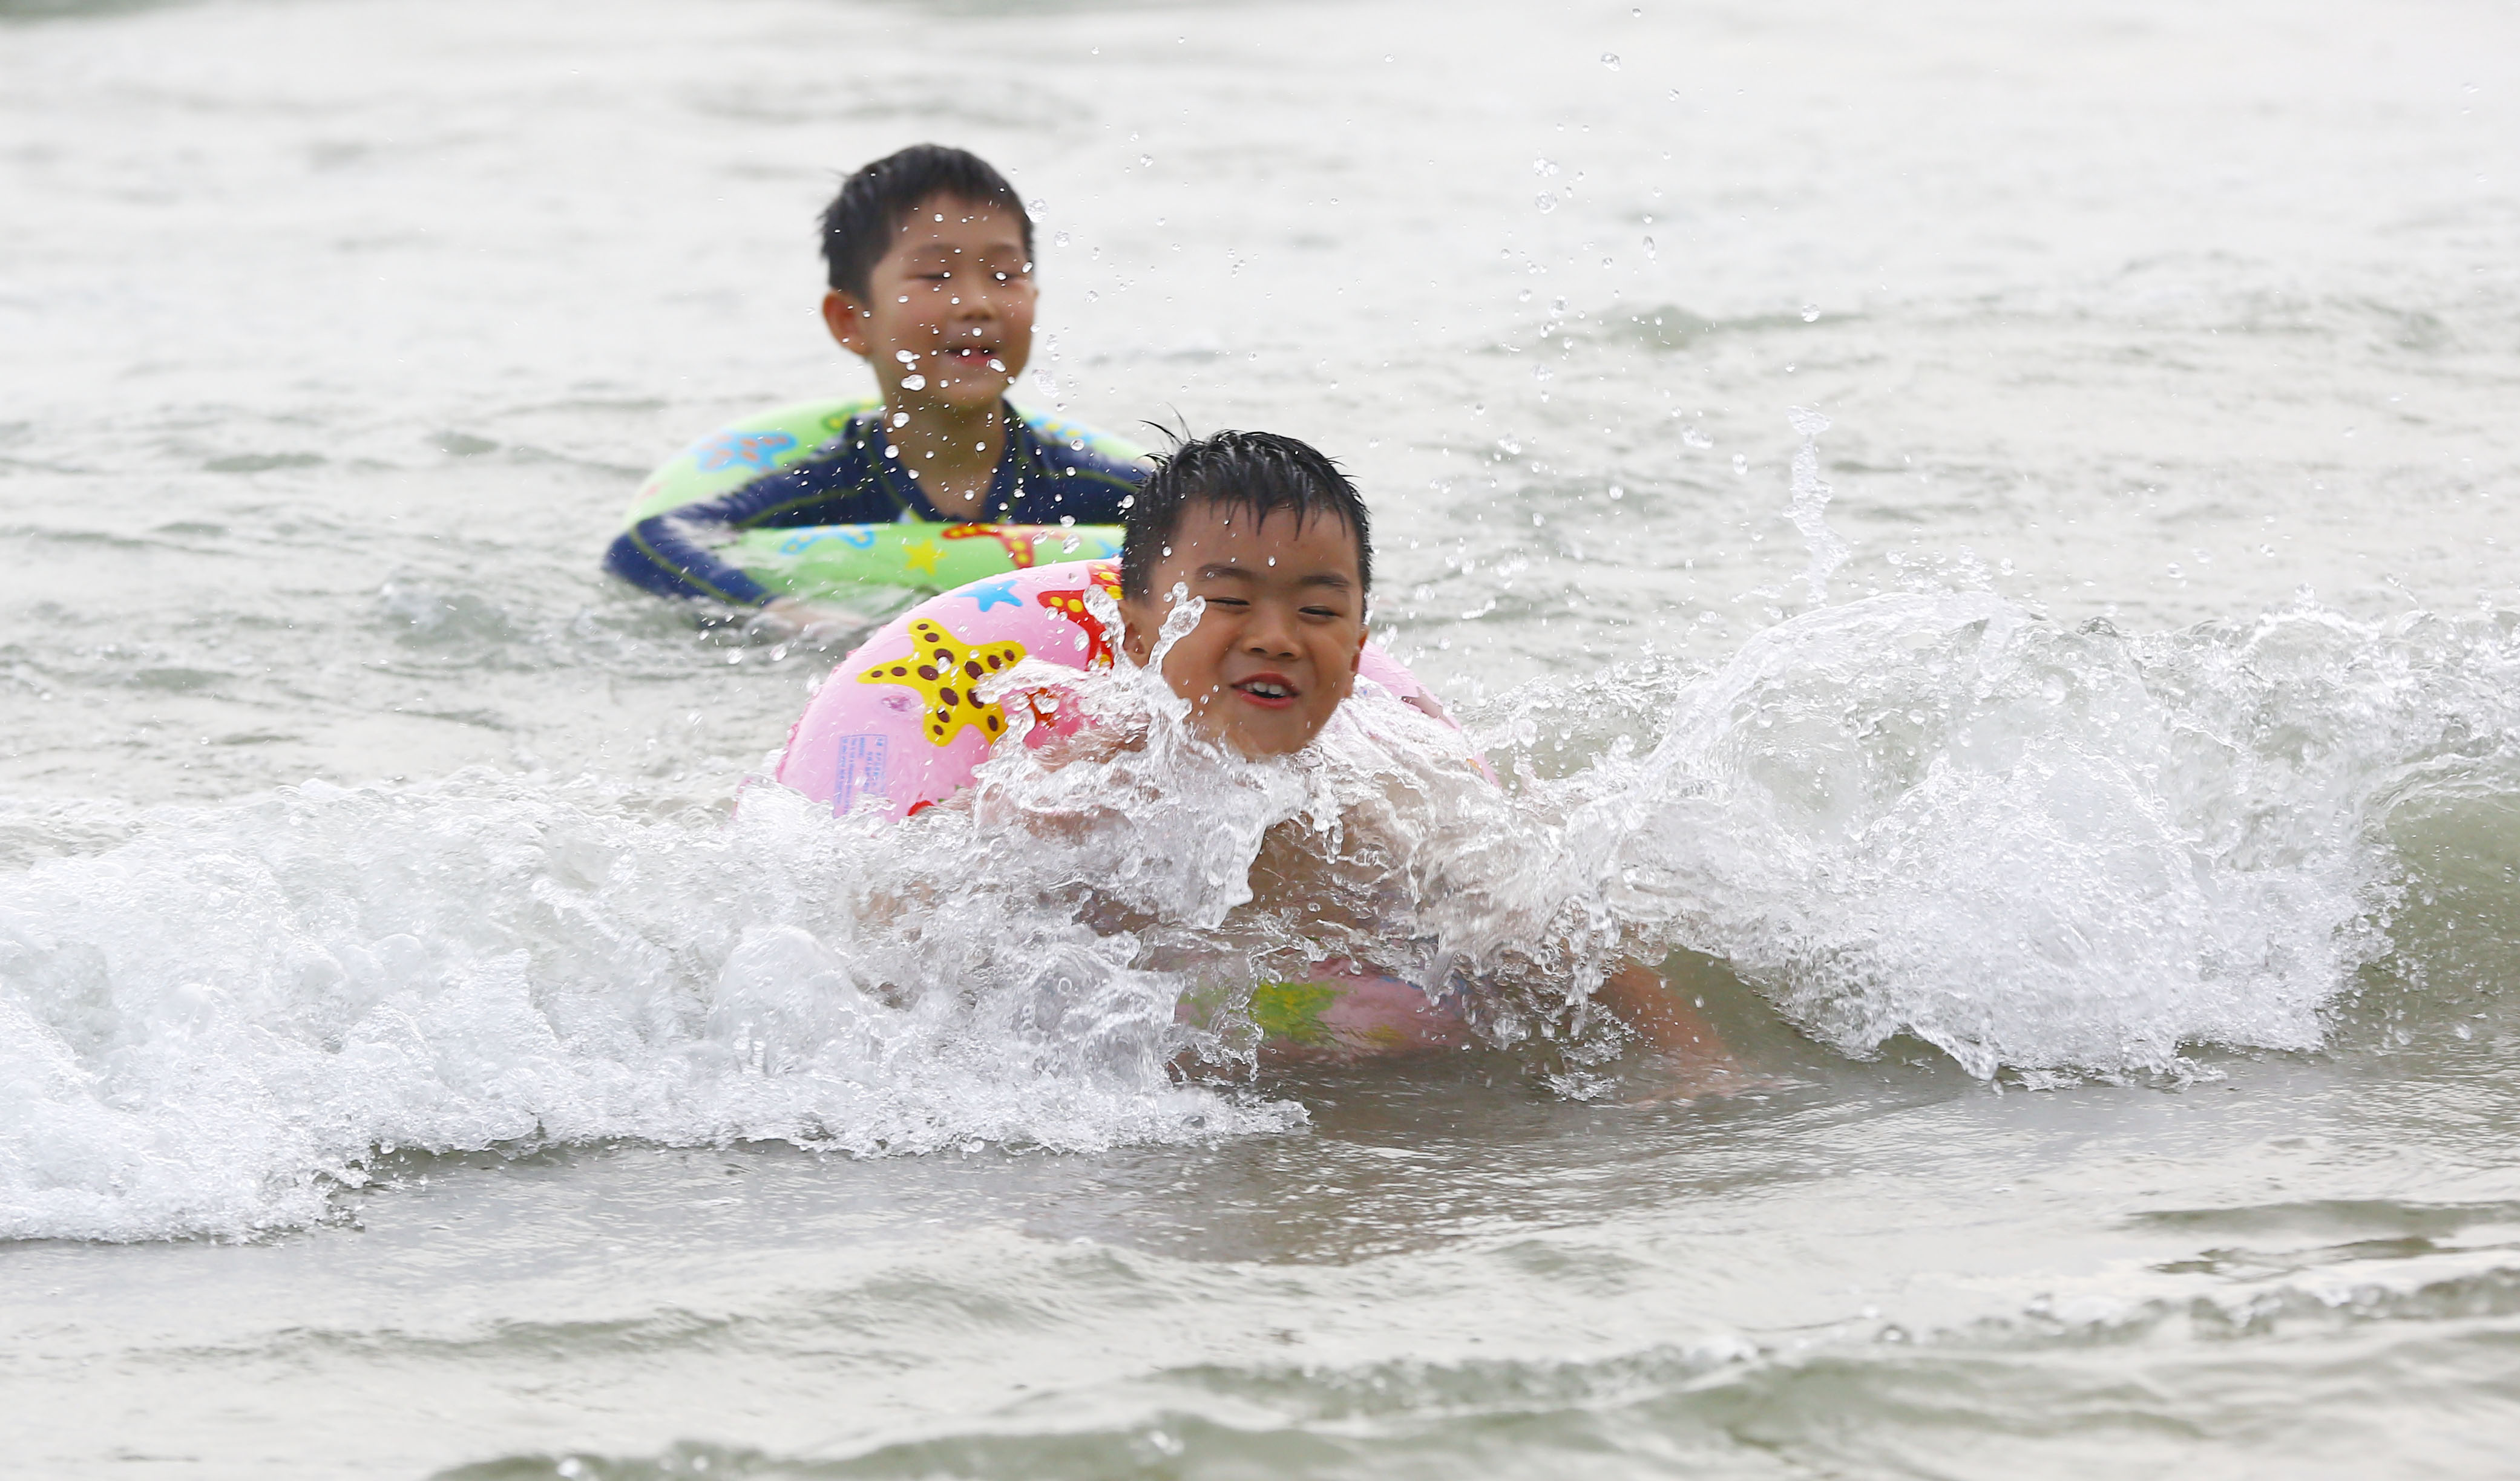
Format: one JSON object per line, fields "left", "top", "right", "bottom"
{"left": 622, "top": 397, "right": 1141, "bottom": 598}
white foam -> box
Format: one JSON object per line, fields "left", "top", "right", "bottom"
{"left": 8, "top": 593, "right": 2518, "bottom": 1240}
{"left": 0, "top": 772, "right": 1299, "bottom": 1242}
{"left": 1462, "top": 592, "right": 2520, "bottom": 1078}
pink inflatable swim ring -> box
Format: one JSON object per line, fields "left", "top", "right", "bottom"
{"left": 774, "top": 558, "right": 1457, "bottom": 821}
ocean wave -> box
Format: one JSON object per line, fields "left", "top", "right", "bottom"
{"left": 8, "top": 592, "right": 2520, "bottom": 1241}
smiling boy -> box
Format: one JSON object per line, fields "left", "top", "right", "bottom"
{"left": 605, "top": 145, "right": 1146, "bottom": 629}
{"left": 1115, "top": 432, "right": 1374, "bottom": 757}
{"left": 1111, "top": 432, "right": 1748, "bottom": 1088}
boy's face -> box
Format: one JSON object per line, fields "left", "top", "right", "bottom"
{"left": 1118, "top": 502, "right": 1369, "bottom": 757}
{"left": 824, "top": 194, "right": 1036, "bottom": 414}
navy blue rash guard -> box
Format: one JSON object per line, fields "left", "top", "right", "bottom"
{"left": 604, "top": 402, "right": 1147, "bottom": 606}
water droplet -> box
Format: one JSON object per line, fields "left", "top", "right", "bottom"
{"left": 1137, "top": 154, "right": 1153, "bottom": 168}
{"left": 1534, "top": 364, "right": 1554, "bottom": 381}
{"left": 1601, "top": 53, "right": 1621, "bottom": 68}
{"left": 1731, "top": 453, "right": 1749, "bottom": 475}
{"left": 1532, "top": 157, "right": 1560, "bottom": 177}
{"left": 1682, "top": 427, "right": 1713, "bottom": 450}
{"left": 901, "top": 374, "right": 927, "bottom": 390}
{"left": 891, "top": 412, "right": 910, "bottom": 428}
{"left": 1054, "top": 230, "right": 1071, "bottom": 248}
{"left": 1608, "top": 485, "right": 1626, "bottom": 500}
{"left": 894, "top": 349, "right": 918, "bottom": 364}
{"left": 2167, "top": 562, "right": 2184, "bottom": 577}
{"left": 1801, "top": 304, "right": 1821, "bottom": 322}
{"left": 1535, "top": 192, "right": 1557, "bottom": 213}
{"left": 1643, "top": 235, "right": 1656, "bottom": 258}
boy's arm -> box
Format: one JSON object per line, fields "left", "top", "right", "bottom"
{"left": 605, "top": 508, "right": 775, "bottom": 606}
{"left": 602, "top": 455, "right": 915, "bottom": 609}
{"left": 1595, "top": 960, "right": 1760, "bottom": 1100}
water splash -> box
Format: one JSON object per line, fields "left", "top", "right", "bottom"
{"left": 1474, "top": 592, "right": 2520, "bottom": 1079}
{"left": 0, "top": 770, "right": 1302, "bottom": 1243}
{"left": 10, "top": 587, "right": 2520, "bottom": 1239}
{"left": 1785, "top": 407, "right": 1851, "bottom": 607}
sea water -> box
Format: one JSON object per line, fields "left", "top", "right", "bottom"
{"left": 5, "top": 0, "right": 2520, "bottom": 1474}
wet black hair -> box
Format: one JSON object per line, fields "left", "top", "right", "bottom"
{"left": 819, "top": 144, "right": 1032, "bottom": 300}
{"left": 1120, "top": 430, "right": 1372, "bottom": 601}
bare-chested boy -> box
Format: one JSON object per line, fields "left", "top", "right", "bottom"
{"left": 1106, "top": 430, "right": 1747, "bottom": 1091}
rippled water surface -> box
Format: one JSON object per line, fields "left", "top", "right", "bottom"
{"left": 7, "top": 0, "right": 2520, "bottom": 1476}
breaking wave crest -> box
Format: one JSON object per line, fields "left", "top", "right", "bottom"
{"left": 8, "top": 590, "right": 2520, "bottom": 1240}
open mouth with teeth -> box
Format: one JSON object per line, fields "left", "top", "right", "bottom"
{"left": 1233, "top": 675, "right": 1299, "bottom": 707}
{"left": 939, "top": 347, "right": 1006, "bottom": 371}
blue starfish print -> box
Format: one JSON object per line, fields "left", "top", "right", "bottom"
{"left": 965, "top": 577, "right": 1023, "bottom": 612}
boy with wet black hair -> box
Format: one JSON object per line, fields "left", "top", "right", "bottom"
{"left": 1106, "top": 430, "right": 1747, "bottom": 1088}
{"left": 1118, "top": 429, "right": 1372, "bottom": 603}
{"left": 606, "top": 144, "right": 1146, "bottom": 628}
{"left": 1115, "top": 430, "right": 1376, "bottom": 760}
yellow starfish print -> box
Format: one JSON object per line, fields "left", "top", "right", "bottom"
{"left": 859, "top": 618, "right": 1028, "bottom": 748}
{"left": 899, "top": 537, "right": 944, "bottom": 577}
